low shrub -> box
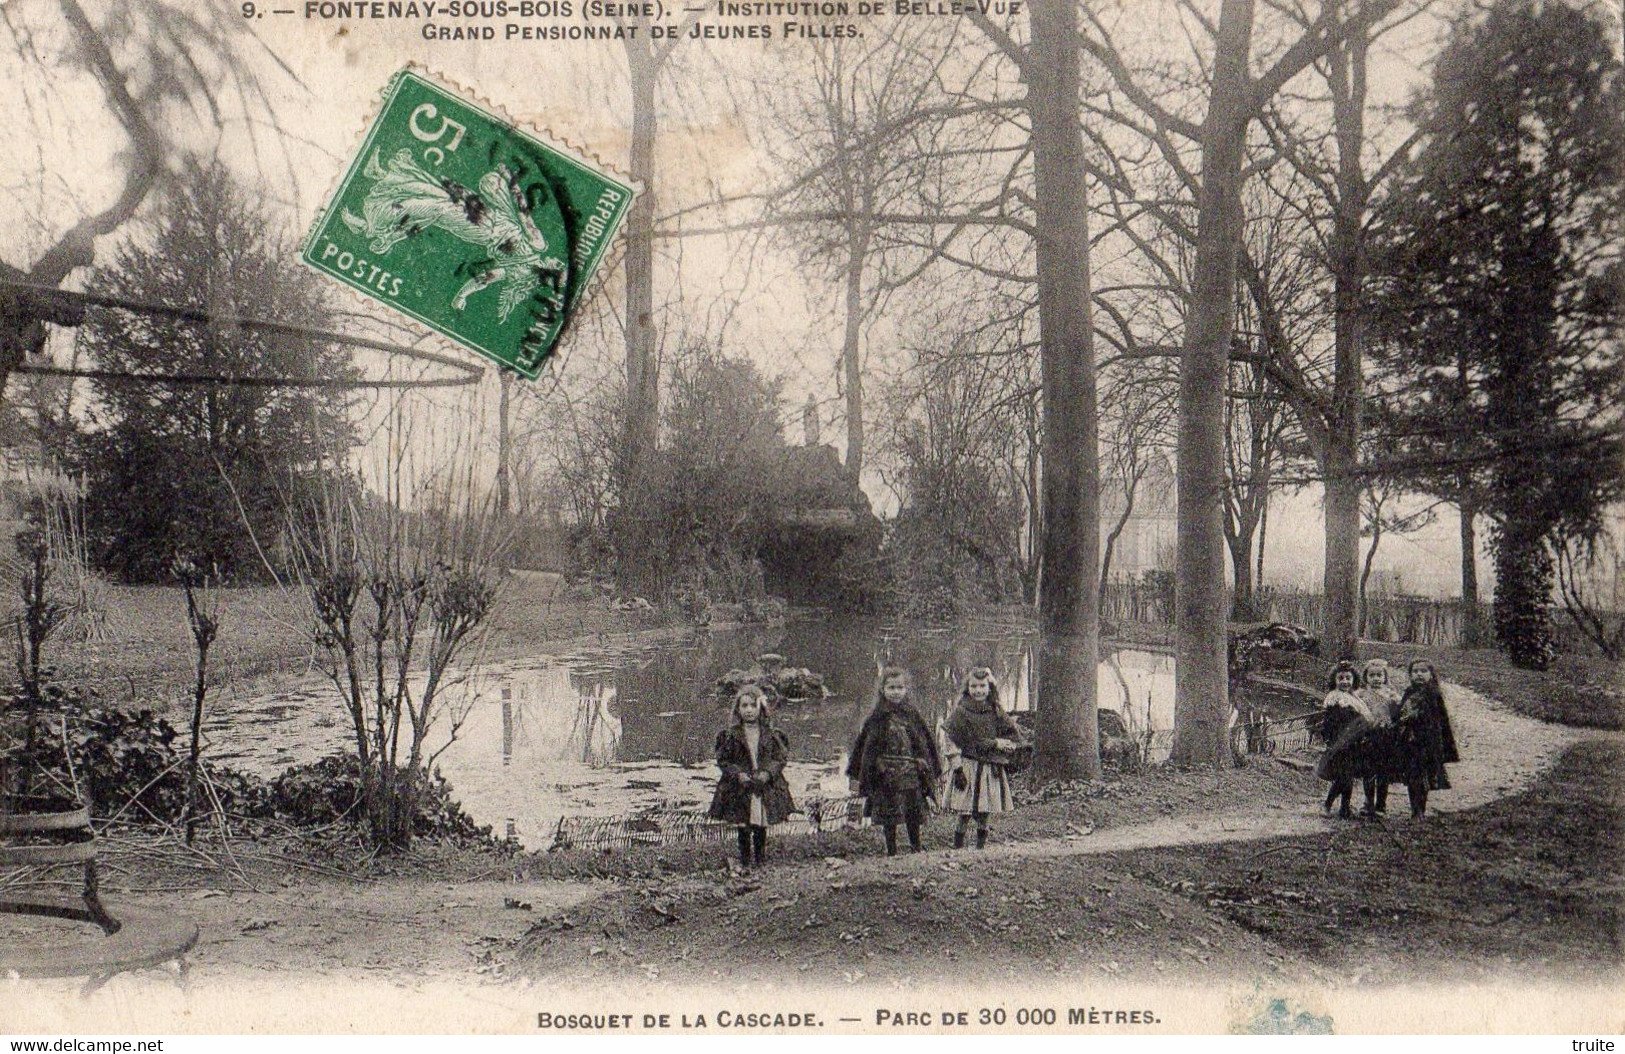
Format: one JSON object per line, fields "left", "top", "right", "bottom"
{"left": 5, "top": 698, "right": 501, "bottom": 847}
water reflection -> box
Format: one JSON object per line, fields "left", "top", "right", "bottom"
{"left": 212, "top": 618, "right": 1180, "bottom": 847}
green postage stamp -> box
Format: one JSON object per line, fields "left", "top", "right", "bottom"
{"left": 302, "top": 68, "right": 634, "bottom": 379}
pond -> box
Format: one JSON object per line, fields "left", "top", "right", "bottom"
{"left": 205, "top": 617, "right": 1181, "bottom": 848}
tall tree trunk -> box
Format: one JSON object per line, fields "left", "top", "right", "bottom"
{"left": 1173, "top": 0, "right": 1254, "bottom": 767}
{"left": 496, "top": 369, "right": 513, "bottom": 518}
{"left": 621, "top": 34, "right": 660, "bottom": 505}
{"left": 1321, "top": 24, "right": 1369, "bottom": 663}
{"left": 1028, "top": 0, "right": 1099, "bottom": 780}
{"left": 1458, "top": 492, "right": 1485, "bottom": 647}
{"left": 612, "top": 32, "right": 663, "bottom": 593}
{"left": 841, "top": 223, "right": 870, "bottom": 481}
{"left": 1324, "top": 450, "right": 1363, "bottom": 655}
{"left": 1228, "top": 526, "right": 1256, "bottom": 621}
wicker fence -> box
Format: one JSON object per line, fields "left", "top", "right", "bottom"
{"left": 1101, "top": 580, "right": 1496, "bottom": 650}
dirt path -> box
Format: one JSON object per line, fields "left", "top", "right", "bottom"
{"left": 24, "top": 679, "right": 1615, "bottom": 995}
{"left": 820, "top": 680, "right": 1615, "bottom": 876}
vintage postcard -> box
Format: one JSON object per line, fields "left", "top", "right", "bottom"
{"left": 0, "top": 0, "right": 1620, "bottom": 1040}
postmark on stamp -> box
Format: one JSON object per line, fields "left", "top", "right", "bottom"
{"left": 302, "top": 68, "right": 635, "bottom": 379}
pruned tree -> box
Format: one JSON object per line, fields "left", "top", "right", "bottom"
{"left": 289, "top": 406, "right": 504, "bottom": 853}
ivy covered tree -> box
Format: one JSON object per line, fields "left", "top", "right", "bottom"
{"left": 72, "top": 167, "right": 358, "bottom": 582}
{"left": 1371, "top": 0, "right": 1623, "bottom": 669}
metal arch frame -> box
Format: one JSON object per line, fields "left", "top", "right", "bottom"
{"left": 0, "top": 278, "right": 486, "bottom": 389}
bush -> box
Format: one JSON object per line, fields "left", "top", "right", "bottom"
{"left": 5, "top": 700, "right": 500, "bottom": 847}
{"left": 269, "top": 753, "right": 503, "bottom": 847}
{"left": 6, "top": 703, "right": 274, "bottom": 822}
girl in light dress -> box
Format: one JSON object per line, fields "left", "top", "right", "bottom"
{"left": 1357, "top": 658, "right": 1402, "bottom": 816}
{"left": 941, "top": 667, "right": 1022, "bottom": 849}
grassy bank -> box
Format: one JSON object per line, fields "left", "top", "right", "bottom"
{"left": 1101, "top": 616, "right": 1621, "bottom": 731}
{"left": 43, "top": 574, "right": 667, "bottom": 709}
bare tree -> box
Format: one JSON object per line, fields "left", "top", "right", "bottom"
{"left": 1553, "top": 523, "right": 1625, "bottom": 661}
{"left": 1081, "top": 0, "right": 1401, "bottom": 765}
{"left": 288, "top": 399, "right": 505, "bottom": 852}
{"left": 880, "top": 298, "right": 1040, "bottom": 612}
{"left": 1226, "top": 197, "right": 1309, "bottom": 619}
{"left": 614, "top": 9, "right": 715, "bottom": 515}
{"left": 1250, "top": 0, "right": 1440, "bottom": 661}
{"left": 2, "top": 1, "right": 286, "bottom": 402}
{"left": 1357, "top": 479, "right": 1437, "bottom": 635}
{"left": 1099, "top": 364, "right": 1175, "bottom": 594}
{"left": 764, "top": 25, "right": 963, "bottom": 482}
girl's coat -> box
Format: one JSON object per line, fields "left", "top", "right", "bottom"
{"left": 708, "top": 724, "right": 796, "bottom": 826}
{"left": 942, "top": 695, "right": 1020, "bottom": 815}
{"left": 1316, "top": 682, "right": 1461, "bottom": 790}
{"left": 847, "top": 701, "right": 942, "bottom": 817}
{"left": 1315, "top": 690, "right": 1373, "bottom": 783}
{"left": 1395, "top": 681, "right": 1460, "bottom": 790}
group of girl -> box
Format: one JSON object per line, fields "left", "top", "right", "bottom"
{"left": 707, "top": 665, "right": 1025, "bottom": 867}
{"left": 1318, "top": 657, "right": 1459, "bottom": 820}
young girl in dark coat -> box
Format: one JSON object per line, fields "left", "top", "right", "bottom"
{"left": 942, "top": 666, "right": 1022, "bottom": 849}
{"left": 708, "top": 684, "right": 795, "bottom": 867}
{"left": 846, "top": 666, "right": 942, "bottom": 856}
{"left": 1316, "top": 660, "right": 1373, "bottom": 819}
{"left": 1393, "top": 659, "right": 1460, "bottom": 817}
